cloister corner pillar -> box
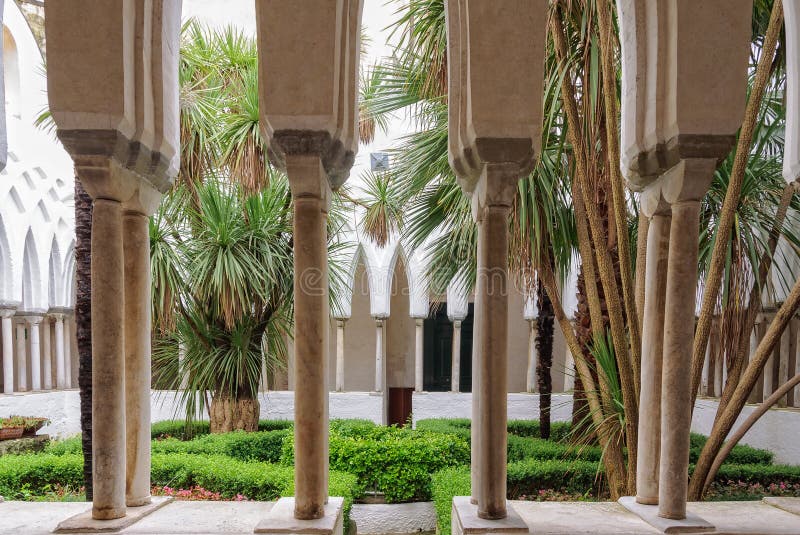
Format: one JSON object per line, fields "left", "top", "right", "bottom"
{"left": 473, "top": 162, "right": 519, "bottom": 520}
{"left": 123, "top": 186, "right": 161, "bottom": 508}
{"left": 335, "top": 319, "right": 346, "bottom": 392}
{"left": 286, "top": 151, "right": 332, "bottom": 521}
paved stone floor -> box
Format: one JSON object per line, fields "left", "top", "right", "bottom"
{"left": 1, "top": 498, "right": 798, "bottom": 534}
{"left": 511, "top": 499, "right": 800, "bottom": 534}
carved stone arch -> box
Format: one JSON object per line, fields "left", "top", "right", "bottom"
{"left": 21, "top": 227, "right": 42, "bottom": 311}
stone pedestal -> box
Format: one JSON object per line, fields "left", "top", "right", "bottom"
{"left": 451, "top": 497, "right": 527, "bottom": 535}
{"left": 254, "top": 497, "right": 344, "bottom": 535}
{"left": 619, "top": 497, "right": 713, "bottom": 534}
{"left": 54, "top": 497, "right": 173, "bottom": 533}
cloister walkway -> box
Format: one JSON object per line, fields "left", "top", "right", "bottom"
{"left": 2, "top": 498, "right": 800, "bottom": 535}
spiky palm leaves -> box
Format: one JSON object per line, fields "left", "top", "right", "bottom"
{"left": 153, "top": 22, "right": 352, "bottom": 431}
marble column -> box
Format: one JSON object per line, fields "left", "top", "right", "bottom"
{"left": 178, "top": 342, "right": 188, "bottom": 390}
{"left": 374, "top": 318, "right": 384, "bottom": 392}
{"left": 41, "top": 316, "right": 52, "bottom": 390}
{"left": 288, "top": 155, "right": 330, "bottom": 520}
{"left": 636, "top": 212, "right": 671, "bottom": 505}
{"left": 123, "top": 209, "right": 152, "bottom": 507}
{"left": 1, "top": 309, "right": 14, "bottom": 393}
{"left": 451, "top": 319, "right": 462, "bottom": 392}
{"left": 474, "top": 163, "right": 514, "bottom": 520}
{"left": 15, "top": 321, "right": 26, "bottom": 391}
{"left": 414, "top": 318, "right": 424, "bottom": 392}
{"left": 54, "top": 314, "right": 65, "bottom": 389}
{"left": 91, "top": 198, "right": 127, "bottom": 520}
{"left": 335, "top": 319, "right": 345, "bottom": 392}
{"left": 27, "top": 316, "right": 42, "bottom": 391}
{"left": 64, "top": 318, "right": 72, "bottom": 388}
{"left": 659, "top": 198, "right": 702, "bottom": 520}
{"left": 526, "top": 319, "right": 537, "bottom": 393}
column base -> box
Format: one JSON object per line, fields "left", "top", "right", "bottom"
{"left": 54, "top": 496, "right": 172, "bottom": 533}
{"left": 763, "top": 497, "right": 800, "bottom": 516}
{"left": 618, "top": 496, "right": 714, "bottom": 533}
{"left": 254, "top": 497, "right": 343, "bottom": 535}
{"left": 452, "top": 496, "right": 528, "bottom": 535}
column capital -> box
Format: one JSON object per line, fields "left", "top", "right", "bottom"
{"left": 335, "top": 318, "right": 348, "bottom": 328}
{"left": 373, "top": 316, "right": 386, "bottom": 327}
{"left": 23, "top": 314, "right": 45, "bottom": 326}
{"left": 0, "top": 308, "right": 17, "bottom": 319}
{"left": 414, "top": 317, "right": 425, "bottom": 327}
{"left": 452, "top": 319, "right": 463, "bottom": 328}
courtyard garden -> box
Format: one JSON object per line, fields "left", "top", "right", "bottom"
{"left": 1, "top": 419, "right": 799, "bottom": 534}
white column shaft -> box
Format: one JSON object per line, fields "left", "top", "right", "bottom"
{"left": 91, "top": 198, "right": 127, "bottom": 520}
{"left": 15, "top": 322, "right": 26, "bottom": 391}
{"left": 54, "top": 316, "right": 66, "bottom": 389}
{"left": 451, "top": 320, "right": 462, "bottom": 392}
{"left": 374, "top": 319, "right": 384, "bottom": 392}
{"left": 42, "top": 319, "right": 52, "bottom": 390}
{"left": 526, "top": 319, "right": 537, "bottom": 393}
{"left": 2, "top": 315, "right": 13, "bottom": 393}
{"left": 335, "top": 320, "right": 345, "bottom": 391}
{"left": 124, "top": 211, "right": 152, "bottom": 507}
{"left": 64, "top": 319, "right": 72, "bottom": 388}
{"left": 414, "top": 319, "right": 424, "bottom": 392}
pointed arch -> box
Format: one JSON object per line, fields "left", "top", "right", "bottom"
{"left": 0, "top": 213, "right": 13, "bottom": 300}
{"left": 48, "top": 236, "right": 62, "bottom": 307}
{"left": 7, "top": 186, "right": 24, "bottom": 212}
{"left": 62, "top": 241, "right": 76, "bottom": 308}
{"left": 22, "top": 228, "right": 42, "bottom": 310}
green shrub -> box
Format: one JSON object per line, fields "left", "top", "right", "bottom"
{"left": 431, "top": 467, "right": 471, "bottom": 535}
{"left": 507, "top": 458, "right": 604, "bottom": 498}
{"left": 506, "top": 435, "right": 602, "bottom": 463}
{"left": 150, "top": 420, "right": 293, "bottom": 440}
{"left": 688, "top": 433, "right": 773, "bottom": 466}
{"left": 44, "top": 437, "right": 83, "bottom": 456}
{"left": 0, "top": 454, "right": 84, "bottom": 498}
{"left": 281, "top": 427, "right": 470, "bottom": 502}
{"left": 712, "top": 463, "right": 800, "bottom": 486}
{"left": 151, "top": 430, "right": 289, "bottom": 463}
{"left": 417, "top": 418, "right": 572, "bottom": 442}
{"left": 329, "top": 419, "right": 378, "bottom": 437}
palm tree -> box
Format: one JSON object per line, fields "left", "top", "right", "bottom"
{"left": 150, "top": 22, "right": 353, "bottom": 432}
{"left": 361, "top": 0, "right": 798, "bottom": 499}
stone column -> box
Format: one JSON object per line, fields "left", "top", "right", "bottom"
{"left": 54, "top": 314, "right": 66, "bottom": 389}
{"left": 451, "top": 319, "right": 462, "bottom": 392}
{"left": 659, "top": 199, "right": 702, "bottom": 520}
{"left": 288, "top": 154, "right": 330, "bottom": 520}
{"left": 15, "top": 321, "right": 26, "bottom": 391}
{"left": 526, "top": 319, "right": 537, "bottom": 393}
{"left": 123, "top": 209, "right": 152, "bottom": 507}
{"left": 636, "top": 212, "right": 671, "bottom": 505}
{"left": 91, "top": 197, "right": 127, "bottom": 520}
{"left": 64, "top": 318, "right": 72, "bottom": 388}
{"left": 27, "top": 316, "right": 43, "bottom": 392}
{"left": 335, "top": 319, "right": 345, "bottom": 392}
{"left": 1, "top": 309, "right": 14, "bottom": 393}
{"left": 374, "top": 318, "right": 384, "bottom": 392}
{"left": 178, "top": 341, "right": 188, "bottom": 390}
{"left": 42, "top": 317, "right": 52, "bottom": 390}
{"left": 414, "top": 318, "right": 424, "bottom": 392}
{"left": 474, "top": 163, "right": 514, "bottom": 520}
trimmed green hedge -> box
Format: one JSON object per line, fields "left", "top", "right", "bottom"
{"left": 281, "top": 426, "right": 470, "bottom": 502}
{"left": 689, "top": 433, "right": 773, "bottom": 466}
{"left": 507, "top": 458, "right": 603, "bottom": 497}
{"left": 150, "top": 420, "right": 293, "bottom": 440}
{"left": 0, "top": 452, "right": 359, "bottom": 529}
{"left": 431, "top": 467, "right": 470, "bottom": 535}
{"left": 506, "top": 435, "right": 602, "bottom": 463}
{"left": 151, "top": 430, "right": 289, "bottom": 464}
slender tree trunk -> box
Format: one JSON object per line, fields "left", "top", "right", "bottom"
{"left": 75, "top": 177, "right": 93, "bottom": 500}
{"left": 571, "top": 268, "right": 598, "bottom": 441}
{"left": 535, "top": 278, "right": 554, "bottom": 439}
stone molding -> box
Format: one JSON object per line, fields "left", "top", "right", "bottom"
{"left": 270, "top": 129, "right": 354, "bottom": 190}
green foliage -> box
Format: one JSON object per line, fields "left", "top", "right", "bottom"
{"left": 416, "top": 418, "right": 572, "bottom": 443}
{"left": 507, "top": 458, "right": 604, "bottom": 497}
{"left": 43, "top": 437, "right": 82, "bottom": 456}
{"left": 152, "top": 430, "right": 290, "bottom": 464}
{"left": 712, "top": 463, "right": 800, "bottom": 486}
{"left": 0, "top": 454, "right": 84, "bottom": 499}
{"left": 506, "top": 435, "right": 602, "bottom": 463}
{"left": 430, "top": 467, "right": 471, "bottom": 535}
{"left": 689, "top": 433, "right": 773, "bottom": 466}
{"left": 150, "top": 419, "right": 292, "bottom": 440}
{"left": 281, "top": 426, "right": 469, "bottom": 502}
